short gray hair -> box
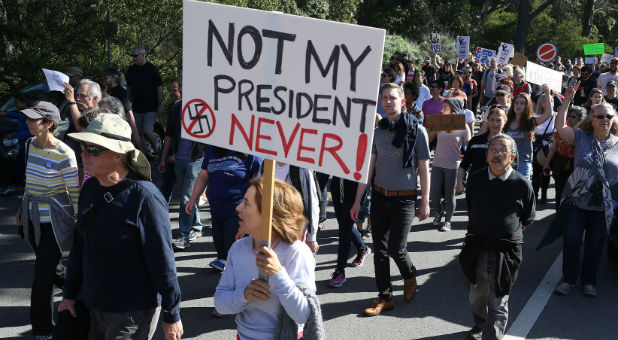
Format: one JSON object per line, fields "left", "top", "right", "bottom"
{"left": 80, "top": 79, "right": 102, "bottom": 103}
{"left": 98, "top": 96, "right": 126, "bottom": 121}
{"left": 488, "top": 133, "right": 517, "bottom": 156}
{"left": 133, "top": 45, "right": 146, "bottom": 56}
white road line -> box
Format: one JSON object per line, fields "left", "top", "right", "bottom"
{"left": 503, "top": 251, "right": 563, "bottom": 340}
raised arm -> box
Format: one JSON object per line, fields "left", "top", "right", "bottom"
{"left": 555, "top": 80, "right": 579, "bottom": 145}
{"left": 534, "top": 85, "right": 554, "bottom": 125}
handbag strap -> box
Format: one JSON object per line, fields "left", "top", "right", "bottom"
{"left": 79, "top": 178, "right": 136, "bottom": 236}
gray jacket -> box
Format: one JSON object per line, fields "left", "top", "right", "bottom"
{"left": 274, "top": 284, "right": 326, "bottom": 340}
{"left": 22, "top": 192, "right": 76, "bottom": 252}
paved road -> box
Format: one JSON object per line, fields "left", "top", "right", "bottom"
{"left": 0, "top": 171, "right": 616, "bottom": 339}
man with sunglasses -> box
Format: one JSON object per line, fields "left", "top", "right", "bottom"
{"left": 574, "top": 66, "right": 596, "bottom": 106}
{"left": 126, "top": 45, "right": 163, "bottom": 155}
{"left": 59, "top": 114, "right": 183, "bottom": 340}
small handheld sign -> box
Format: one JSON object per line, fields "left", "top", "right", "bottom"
{"left": 536, "top": 43, "right": 557, "bottom": 62}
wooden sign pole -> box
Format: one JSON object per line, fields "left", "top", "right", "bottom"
{"left": 258, "top": 159, "right": 275, "bottom": 282}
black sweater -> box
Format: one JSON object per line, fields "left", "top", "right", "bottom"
{"left": 465, "top": 168, "right": 535, "bottom": 243}
{"left": 64, "top": 172, "right": 181, "bottom": 323}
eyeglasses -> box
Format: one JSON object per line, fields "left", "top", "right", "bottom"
{"left": 496, "top": 93, "right": 506, "bottom": 97}
{"left": 131, "top": 53, "right": 142, "bottom": 58}
{"left": 488, "top": 148, "right": 510, "bottom": 155}
{"left": 380, "top": 74, "right": 387, "bottom": 78}
{"left": 593, "top": 114, "right": 614, "bottom": 120}
{"left": 80, "top": 143, "right": 108, "bottom": 156}
{"left": 567, "top": 114, "right": 583, "bottom": 119}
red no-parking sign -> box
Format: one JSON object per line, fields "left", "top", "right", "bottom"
{"left": 537, "top": 43, "right": 558, "bottom": 62}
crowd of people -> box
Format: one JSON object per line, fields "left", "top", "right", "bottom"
{"left": 1, "top": 44, "right": 618, "bottom": 340}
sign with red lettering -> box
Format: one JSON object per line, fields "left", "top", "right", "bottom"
{"left": 182, "top": 0, "right": 385, "bottom": 183}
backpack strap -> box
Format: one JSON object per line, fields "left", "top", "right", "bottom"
{"left": 78, "top": 178, "right": 136, "bottom": 236}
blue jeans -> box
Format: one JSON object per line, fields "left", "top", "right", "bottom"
{"left": 357, "top": 187, "right": 371, "bottom": 224}
{"left": 332, "top": 189, "right": 367, "bottom": 272}
{"left": 212, "top": 214, "right": 240, "bottom": 260}
{"left": 370, "top": 193, "right": 417, "bottom": 300}
{"left": 517, "top": 160, "right": 532, "bottom": 179}
{"left": 175, "top": 158, "right": 203, "bottom": 237}
{"left": 562, "top": 207, "right": 609, "bottom": 285}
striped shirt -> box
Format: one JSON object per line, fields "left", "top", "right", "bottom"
{"left": 25, "top": 139, "right": 79, "bottom": 222}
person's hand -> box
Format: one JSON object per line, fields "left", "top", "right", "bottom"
{"left": 58, "top": 298, "right": 76, "bottom": 317}
{"left": 255, "top": 245, "right": 282, "bottom": 276}
{"left": 522, "top": 225, "right": 528, "bottom": 231}
{"left": 417, "top": 200, "right": 430, "bottom": 221}
{"left": 157, "top": 160, "right": 167, "bottom": 173}
{"left": 306, "top": 240, "right": 319, "bottom": 256}
{"left": 168, "top": 154, "right": 175, "bottom": 164}
{"left": 185, "top": 200, "right": 195, "bottom": 216}
{"left": 244, "top": 278, "right": 271, "bottom": 302}
{"left": 349, "top": 201, "right": 361, "bottom": 222}
{"left": 16, "top": 209, "right": 22, "bottom": 227}
{"left": 565, "top": 80, "right": 580, "bottom": 102}
{"left": 63, "top": 83, "right": 74, "bottom": 102}
{"left": 163, "top": 320, "right": 183, "bottom": 340}
{"left": 455, "top": 182, "right": 465, "bottom": 194}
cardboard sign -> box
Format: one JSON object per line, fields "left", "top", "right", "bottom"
{"left": 42, "top": 69, "right": 69, "bottom": 92}
{"left": 182, "top": 0, "right": 385, "bottom": 183}
{"left": 497, "top": 42, "right": 514, "bottom": 66}
{"left": 424, "top": 114, "right": 466, "bottom": 132}
{"left": 524, "top": 61, "right": 563, "bottom": 93}
{"left": 456, "top": 36, "right": 469, "bottom": 61}
{"left": 583, "top": 43, "right": 604, "bottom": 55}
{"left": 475, "top": 47, "right": 496, "bottom": 66}
{"left": 511, "top": 52, "right": 528, "bottom": 67}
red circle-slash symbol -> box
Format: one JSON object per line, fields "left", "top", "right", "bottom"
{"left": 181, "top": 99, "right": 216, "bottom": 139}
{"left": 536, "top": 43, "right": 557, "bottom": 62}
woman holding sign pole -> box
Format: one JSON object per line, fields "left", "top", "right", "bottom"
{"left": 214, "top": 178, "right": 323, "bottom": 340}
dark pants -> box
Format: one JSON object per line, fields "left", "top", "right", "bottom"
{"left": 212, "top": 214, "right": 240, "bottom": 260}
{"left": 88, "top": 307, "right": 160, "bottom": 340}
{"left": 562, "top": 207, "right": 608, "bottom": 286}
{"left": 552, "top": 173, "right": 570, "bottom": 210}
{"left": 158, "top": 161, "right": 177, "bottom": 204}
{"left": 370, "top": 193, "right": 417, "bottom": 300}
{"left": 531, "top": 162, "right": 550, "bottom": 199}
{"left": 30, "top": 222, "right": 62, "bottom": 336}
{"left": 332, "top": 189, "right": 367, "bottom": 272}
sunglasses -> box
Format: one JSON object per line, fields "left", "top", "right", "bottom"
{"left": 567, "top": 114, "right": 583, "bottom": 119}
{"left": 131, "top": 54, "right": 142, "bottom": 58}
{"left": 496, "top": 93, "right": 507, "bottom": 97}
{"left": 593, "top": 114, "right": 614, "bottom": 120}
{"left": 80, "top": 143, "right": 108, "bottom": 156}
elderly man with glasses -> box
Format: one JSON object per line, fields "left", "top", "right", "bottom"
{"left": 461, "top": 134, "right": 536, "bottom": 340}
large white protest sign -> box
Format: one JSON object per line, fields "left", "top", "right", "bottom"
{"left": 525, "top": 61, "right": 563, "bottom": 93}
{"left": 601, "top": 53, "right": 614, "bottom": 64}
{"left": 42, "top": 69, "right": 69, "bottom": 92}
{"left": 475, "top": 47, "right": 496, "bottom": 66}
{"left": 497, "top": 42, "right": 514, "bottom": 66}
{"left": 456, "top": 36, "right": 469, "bottom": 60}
{"left": 182, "top": 0, "right": 385, "bottom": 183}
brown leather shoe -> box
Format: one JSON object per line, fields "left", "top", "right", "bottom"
{"left": 363, "top": 298, "right": 394, "bottom": 316}
{"left": 403, "top": 276, "right": 417, "bottom": 302}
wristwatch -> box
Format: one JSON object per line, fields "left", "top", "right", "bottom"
{"left": 68, "top": 101, "right": 76, "bottom": 105}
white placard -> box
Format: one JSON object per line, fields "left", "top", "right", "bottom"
{"left": 42, "top": 69, "right": 69, "bottom": 92}
{"left": 456, "top": 36, "right": 469, "bottom": 61}
{"left": 182, "top": 1, "right": 385, "bottom": 183}
{"left": 497, "top": 42, "right": 514, "bottom": 66}
{"left": 524, "top": 61, "right": 563, "bottom": 93}
{"left": 585, "top": 57, "right": 597, "bottom": 65}
{"left": 601, "top": 53, "right": 614, "bottom": 64}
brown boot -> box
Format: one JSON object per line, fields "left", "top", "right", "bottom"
{"left": 363, "top": 298, "right": 394, "bottom": 316}
{"left": 403, "top": 276, "right": 417, "bottom": 302}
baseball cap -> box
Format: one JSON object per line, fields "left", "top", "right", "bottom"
{"left": 496, "top": 85, "right": 512, "bottom": 94}
{"left": 457, "top": 68, "right": 469, "bottom": 74}
{"left": 66, "top": 66, "right": 83, "bottom": 77}
{"left": 607, "top": 81, "right": 617, "bottom": 88}
{"left": 21, "top": 101, "right": 61, "bottom": 123}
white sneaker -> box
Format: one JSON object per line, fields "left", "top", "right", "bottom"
{"left": 439, "top": 221, "right": 451, "bottom": 232}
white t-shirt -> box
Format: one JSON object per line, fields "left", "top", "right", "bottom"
{"left": 274, "top": 163, "right": 290, "bottom": 182}
{"left": 414, "top": 84, "right": 431, "bottom": 108}
{"left": 597, "top": 72, "right": 618, "bottom": 95}
{"left": 460, "top": 109, "right": 476, "bottom": 124}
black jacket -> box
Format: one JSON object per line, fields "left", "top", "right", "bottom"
{"left": 165, "top": 100, "right": 206, "bottom": 161}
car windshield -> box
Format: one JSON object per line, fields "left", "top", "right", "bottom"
{"left": 0, "top": 83, "right": 66, "bottom": 112}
